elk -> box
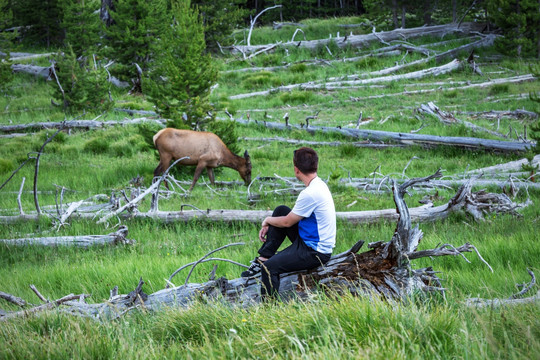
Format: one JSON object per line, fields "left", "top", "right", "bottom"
{"left": 153, "top": 128, "right": 252, "bottom": 191}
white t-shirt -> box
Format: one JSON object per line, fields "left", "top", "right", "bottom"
{"left": 291, "top": 176, "right": 336, "bottom": 254}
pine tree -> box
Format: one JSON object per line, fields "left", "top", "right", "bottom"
{"left": 193, "top": 0, "right": 250, "bottom": 51}
{"left": 51, "top": 45, "right": 114, "bottom": 114}
{"left": 61, "top": 0, "right": 101, "bottom": 56}
{"left": 0, "top": 0, "right": 15, "bottom": 92}
{"left": 487, "top": 0, "right": 540, "bottom": 58}
{"left": 102, "top": 0, "right": 168, "bottom": 82}
{"left": 144, "top": 0, "right": 217, "bottom": 129}
{"left": 9, "top": 0, "right": 64, "bottom": 47}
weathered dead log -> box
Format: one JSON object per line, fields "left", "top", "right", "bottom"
{"left": 467, "top": 154, "right": 540, "bottom": 174}
{"left": 361, "top": 34, "right": 496, "bottom": 78}
{"left": 11, "top": 63, "right": 131, "bottom": 88}
{"left": 465, "top": 270, "right": 539, "bottom": 307}
{"left": 349, "top": 74, "right": 536, "bottom": 102}
{"left": 223, "top": 50, "right": 402, "bottom": 74}
{"left": 229, "top": 59, "right": 463, "bottom": 100}
{"left": 11, "top": 64, "right": 52, "bottom": 79}
{"left": 0, "top": 118, "right": 165, "bottom": 134}
{"left": 231, "top": 22, "right": 486, "bottom": 54}
{"left": 239, "top": 136, "right": 403, "bottom": 149}
{"left": 234, "top": 119, "right": 533, "bottom": 153}
{"left": 0, "top": 226, "right": 134, "bottom": 247}
{"left": 459, "top": 109, "right": 538, "bottom": 120}
{"left": 417, "top": 102, "right": 508, "bottom": 139}
{"left": 2, "top": 170, "right": 496, "bottom": 320}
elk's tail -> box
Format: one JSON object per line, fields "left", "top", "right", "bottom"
{"left": 153, "top": 128, "right": 167, "bottom": 146}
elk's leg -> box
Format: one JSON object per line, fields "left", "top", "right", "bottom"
{"left": 190, "top": 163, "right": 206, "bottom": 191}
{"left": 154, "top": 154, "right": 172, "bottom": 189}
{"left": 207, "top": 168, "right": 215, "bottom": 185}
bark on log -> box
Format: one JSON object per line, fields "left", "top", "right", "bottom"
{"left": 0, "top": 118, "right": 165, "bottom": 134}
{"left": 0, "top": 226, "right": 133, "bottom": 247}
{"left": 349, "top": 74, "right": 536, "bottom": 102}
{"left": 239, "top": 136, "right": 404, "bottom": 149}
{"left": 234, "top": 119, "right": 533, "bottom": 153}
{"left": 5, "top": 170, "right": 497, "bottom": 320}
{"left": 11, "top": 64, "right": 52, "bottom": 79}
{"left": 231, "top": 22, "right": 487, "bottom": 54}
{"left": 229, "top": 59, "right": 463, "bottom": 100}
{"left": 417, "top": 102, "right": 508, "bottom": 139}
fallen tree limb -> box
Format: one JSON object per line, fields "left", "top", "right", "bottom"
{"left": 229, "top": 59, "right": 464, "bottom": 100}
{"left": 349, "top": 74, "right": 536, "bottom": 102}
{"left": 0, "top": 118, "right": 166, "bottom": 134}
{"left": 234, "top": 118, "right": 534, "bottom": 153}
{"left": 239, "top": 136, "right": 404, "bottom": 149}
{"left": 231, "top": 22, "right": 486, "bottom": 54}
{"left": 417, "top": 102, "right": 508, "bottom": 139}
{"left": 0, "top": 226, "right": 134, "bottom": 247}
{"left": 465, "top": 270, "right": 539, "bottom": 308}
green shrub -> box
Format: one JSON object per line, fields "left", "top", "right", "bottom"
{"left": 241, "top": 71, "right": 280, "bottom": 89}
{"left": 279, "top": 90, "right": 314, "bottom": 105}
{"left": 83, "top": 137, "right": 110, "bottom": 154}
{"left": 0, "top": 158, "right": 14, "bottom": 174}
{"left": 110, "top": 141, "right": 135, "bottom": 157}
{"left": 489, "top": 84, "right": 509, "bottom": 96}
{"left": 289, "top": 63, "right": 307, "bottom": 73}
{"left": 355, "top": 56, "right": 378, "bottom": 69}
{"left": 444, "top": 90, "right": 459, "bottom": 98}
{"left": 259, "top": 54, "right": 281, "bottom": 67}
{"left": 339, "top": 144, "right": 359, "bottom": 157}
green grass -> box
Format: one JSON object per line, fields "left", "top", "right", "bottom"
{"left": 1, "top": 15, "right": 540, "bottom": 360}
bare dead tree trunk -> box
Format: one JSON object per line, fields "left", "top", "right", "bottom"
{"left": 100, "top": 0, "right": 115, "bottom": 27}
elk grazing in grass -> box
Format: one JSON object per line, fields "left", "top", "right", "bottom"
{"left": 153, "top": 128, "right": 252, "bottom": 191}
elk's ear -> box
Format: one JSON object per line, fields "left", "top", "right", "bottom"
{"left": 244, "top": 150, "right": 250, "bottom": 161}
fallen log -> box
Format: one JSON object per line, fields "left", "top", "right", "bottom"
{"left": 3, "top": 170, "right": 497, "bottom": 320}
{"left": 231, "top": 22, "right": 486, "bottom": 54}
{"left": 11, "top": 64, "right": 51, "bottom": 79}
{"left": 229, "top": 59, "right": 463, "bottom": 100}
{"left": 417, "top": 102, "right": 508, "bottom": 139}
{"left": 234, "top": 119, "right": 533, "bottom": 153}
{"left": 239, "top": 136, "right": 403, "bottom": 149}
{"left": 0, "top": 118, "right": 166, "bottom": 134}
{"left": 349, "top": 74, "right": 536, "bottom": 102}
{"left": 0, "top": 226, "right": 134, "bottom": 247}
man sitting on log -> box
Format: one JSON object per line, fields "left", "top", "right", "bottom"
{"left": 241, "top": 147, "right": 337, "bottom": 299}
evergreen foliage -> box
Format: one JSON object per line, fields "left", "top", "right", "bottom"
{"left": 102, "top": 0, "right": 168, "bottom": 82}
{"left": 194, "top": 0, "right": 251, "bottom": 51}
{"left": 9, "top": 0, "right": 64, "bottom": 47}
{"left": 0, "top": 0, "right": 15, "bottom": 91}
{"left": 61, "top": 0, "right": 101, "bottom": 56}
{"left": 487, "top": 0, "right": 540, "bottom": 58}
{"left": 50, "top": 45, "right": 114, "bottom": 114}
{"left": 144, "top": 0, "right": 217, "bottom": 130}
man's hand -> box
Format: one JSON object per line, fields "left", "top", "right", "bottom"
{"left": 259, "top": 225, "right": 269, "bottom": 242}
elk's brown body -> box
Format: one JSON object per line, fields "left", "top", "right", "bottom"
{"left": 153, "top": 128, "right": 252, "bottom": 191}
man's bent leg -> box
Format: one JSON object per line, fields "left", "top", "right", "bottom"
{"left": 258, "top": 205, "right": 298, "bottom": 259}
{"left": 261, "top": 238, "right": 330, "bottom": 298}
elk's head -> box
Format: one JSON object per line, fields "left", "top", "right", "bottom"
{"left": 240, "top": 150, "right": 252, "bottom": 186}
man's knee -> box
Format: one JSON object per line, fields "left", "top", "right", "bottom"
{"left": 272, "top": 205, "right": 291, "bottom": 217}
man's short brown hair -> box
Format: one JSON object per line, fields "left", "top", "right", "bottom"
{"left": 293, "top": 147, "right": 318, "bottom": 174}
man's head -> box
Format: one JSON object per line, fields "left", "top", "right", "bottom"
{"left": 293, "top": 147, "right": 318, "bottom": 175}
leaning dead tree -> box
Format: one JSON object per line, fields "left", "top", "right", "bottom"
{"left": 1, "top": 170, "right": 506, "bottom": 320}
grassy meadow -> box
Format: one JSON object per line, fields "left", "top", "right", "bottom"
{"left": 1, "top": 16, "right": 539, "bottom": 359}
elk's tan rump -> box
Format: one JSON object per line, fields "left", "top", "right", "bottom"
{"left": 153, "top": 128, "right": 251, "bottom": 191}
